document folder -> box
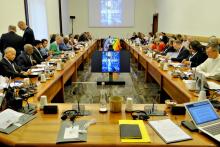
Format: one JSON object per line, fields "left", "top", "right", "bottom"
{"left": 0, "top": 114, "right": 36, "bottom": 134}
{"left": 56, "top": 120, "right": 89, "bottom": 144}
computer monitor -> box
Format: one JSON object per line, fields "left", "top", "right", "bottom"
{"left": 91, "top": 50, "right": 130, "bottom": 73}
{"left": 102, "top": 51, "right": 120, "bottom": 72}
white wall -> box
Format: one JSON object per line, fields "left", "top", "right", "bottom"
{"left": 0, "top": 0, "right": 25, "bottom": 36}
{"left": 156, "top": 0, "right": 220, "bottom": 37}
{"left": 69, "top": 0, "right": 155, "bottom": 38}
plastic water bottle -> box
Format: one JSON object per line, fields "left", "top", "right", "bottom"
{"left": 99, "top": 82, "right": 107, "bottom": 113}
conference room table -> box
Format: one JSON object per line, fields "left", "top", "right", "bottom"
{"left": 0, "top": 104, "right": 218, "bottom": 147}
{"left": 27, "top": 39, "right": 200, "bottom": 104}
{"left": 27, "top": 40, "right": 98, "bottom": 103}
{"left": 122, "top": 41, "right": 198, "bottom": 103}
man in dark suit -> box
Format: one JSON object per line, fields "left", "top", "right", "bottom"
{"left": 160, "top": 32, "right": 169, "bottom": 44}
{"left": 18, "top": 21, "right": 35, "bottom": 45}
{"left": 16, "top": 44, "right": 37, "bottom": 71}
{"left": 0, "top": 47, "right": 30, "bottom": 78}
{"left": 33, "top": 40, "right": 44, "bottom": 64}
{"left": 0, "top": 25, "right": 23, "bottom": 56}
{"left": 171, "top": 40, "right": 190, "bottom": 62}
{"left": 161, "top": 38, "right": 176, "bottom": 55}
{"left": 182, "top": 40, "right": 208, "bottom": 67}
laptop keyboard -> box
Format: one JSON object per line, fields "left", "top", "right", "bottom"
{"left": 203, "top": 123, "right": 220, "bottom": 136}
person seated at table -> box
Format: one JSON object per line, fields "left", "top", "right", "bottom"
{"left": 171, "top": 39, "right": 190, "bottom": 62}
{"left": 33, "top": 40, "right": 44, "bottom": 64}
{"left": 160, "top": 32, "right": 169, "bottom": 45}
{"left": 78, "top": 32, "right": 89, "bottom": 42}
{"left": 50, "top": 34, "right": 58, "bottom": 44}
{"left": 137, "top": 32, "right": 147, "bottom": 45}
{"left": 0, "top": 47, "right": 30, "bottom": 78}
{"left": 161, "top": 38, "right": 176, "bottom": 55}
{"left": 59, "top": 37, "right": 72, "bottom": 51}
{"left": 130, "top": 32, "right": 138, "bottom": 41}
{"left": 49, "top": 35, "right": 62, "bottom": 55}
{"left": 208, "top": 36, "right": 218, "bottom": 45}
{"left": 40, "top": 39, "right": 51, "bottom": 59}
{"left": 85, "top": 32, "right": 92, "bottom": 40}
{"left": 183, "top": 34, "right": 193, "bottom": 48}
{"left": 182, "top": 40, "right": 207, "bottom": 68}
{"left": 16, "top": 44, "right": 37, "bottom": 71}
{"left": 151, "top": 38, "right": 166, "bottom": 52}
{"left": 196, "top": 43, "right": 220, "bottom": 80}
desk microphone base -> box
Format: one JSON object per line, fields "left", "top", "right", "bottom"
{"left": 19, "top": 104, "right": 37, "bottom": 115}
{"left": 72, "top": 104, "right": 90, "bottom": 116}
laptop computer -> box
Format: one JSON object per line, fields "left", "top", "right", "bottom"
{"left": 185, "top": 100, "right": 220, "bottom": 142}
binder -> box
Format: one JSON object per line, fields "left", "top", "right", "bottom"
{"left": 0, "top": 114, "right": 36, "bottom": 134}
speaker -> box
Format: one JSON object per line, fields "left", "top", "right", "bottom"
{"left": 171, "top": 105, "right": 186, "bottom": 115}
{"left": 70, "top": 16, "right": 75, "bottom": 19}
{"left": 43, "top": 105, "right": 58, "bottom": 114}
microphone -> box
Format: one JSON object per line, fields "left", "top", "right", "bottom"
{"left": 144, "top": 90, "right": 165, "bottom": 116}
{"left": 72, "top": 82, "right": 92, "bottom": 116}
{"left": 72, "top": 85, "right": 81, "bottom": 115}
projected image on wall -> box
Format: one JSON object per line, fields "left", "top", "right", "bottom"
{"left": 102, "top": 51, "right": 120, "bottom": 72}
{"left": 100, "top": 0, "right": 122, "bottom": 26}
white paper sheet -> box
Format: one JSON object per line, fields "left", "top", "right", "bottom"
{"left": 31, "top": 68, "right": 45, "bottom": 72}
{"left": 0, "top": 109, "right": 23, "bottom": 129}
{"left": 64, "top": 125, "right": 79, "bottom": 139}
{"left": 207, "top": 81, "right": 220, "bottom": 90}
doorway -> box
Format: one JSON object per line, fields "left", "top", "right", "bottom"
{"left": 152, "top": 13, "right": 158, "bottom": 35}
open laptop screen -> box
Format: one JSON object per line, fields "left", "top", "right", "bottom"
{"left": 186, "top": 101, "right": 219, "bottom": 125}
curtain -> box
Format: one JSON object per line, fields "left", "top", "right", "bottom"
{"left": 27, "top": 0, "right": 49, "bottom": 40}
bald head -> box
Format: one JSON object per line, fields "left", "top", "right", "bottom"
{"left": 24, "top": 44, "right": 34, "bottom": 55}
{"left": 18, "top": 21, "right": 27, "bottom": 31}
{"left": 4, "top": 47, "right": 16, "bottom": 61}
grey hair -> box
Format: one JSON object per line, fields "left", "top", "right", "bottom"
{"left": 207, "top": 43, "right": 220, "bottom": 52}
{"left": 24, "top": 44, "right": 33, "bottom": 52}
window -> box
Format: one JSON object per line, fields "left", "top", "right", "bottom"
{"left": 27, "top": 0, "right": 49, "bottom": 40}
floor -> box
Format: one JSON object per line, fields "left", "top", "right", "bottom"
{"left": 64, "top": 60, "right": 160, "bottom": 104}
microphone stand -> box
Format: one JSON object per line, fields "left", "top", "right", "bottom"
{"left": 72, "top": 82, "right": 93, "bottom": 116}
{"left": 145, "top": 91, "right": 165, "bottom": 116}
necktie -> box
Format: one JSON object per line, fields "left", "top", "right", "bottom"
{"left": 29, "top": 55, "right": 33, "bottom": 65}
{"left": 36, "top": 48, "right": 43, "bottom": 59}
{"left": 11, "top": 63, "right": 18, "bottom": 73}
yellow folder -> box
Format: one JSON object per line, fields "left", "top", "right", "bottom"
{"left": 119, "top": 120, "right": 151, "bottom": 143}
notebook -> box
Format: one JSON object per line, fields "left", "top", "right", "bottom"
{"left": 119, "top": 120, "right": 151, "bottom": 143}
{"left": 148, "top": 119, "right": 192, "bottom": 144}
{"left": 120, "top": 124, "right": 142, "bottom": 139}
{"left": 185, "top": 100, "right": 220, "bottom": 142}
